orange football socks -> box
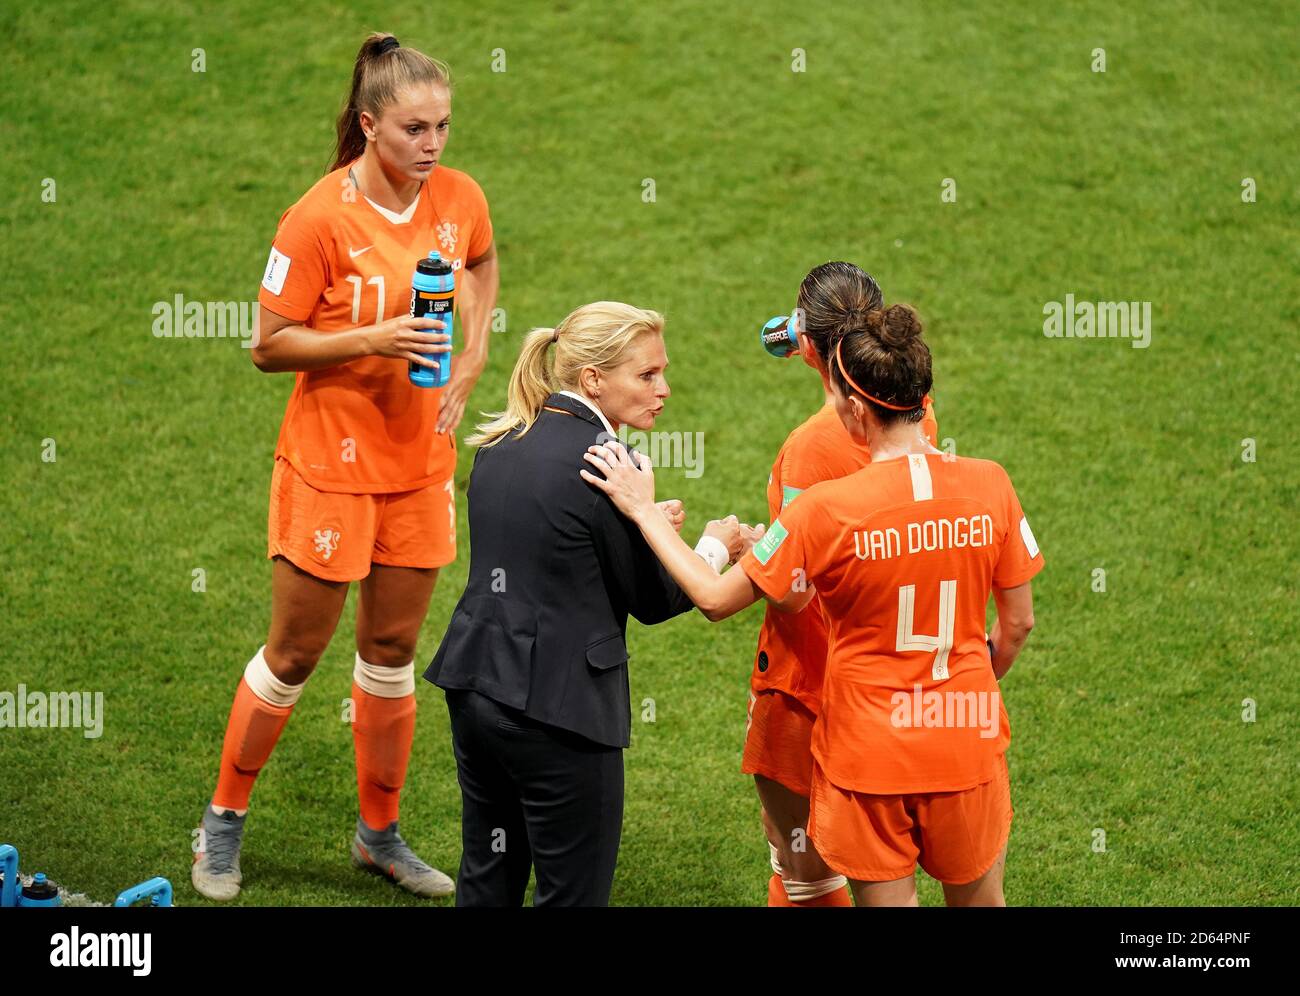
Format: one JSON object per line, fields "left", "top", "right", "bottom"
{"left": 211, "top": 647, "right": 301, "bottom": 812}
{"left": 351, "top": 654, "right": 417, "bottom": 831}
{"left": 768, "top": 873, "right": 854, "bottom": 907}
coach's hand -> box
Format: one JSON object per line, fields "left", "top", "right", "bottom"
{"left": 581, "top": 443, "right": 657, "bottom": 521}
{"left": 657, "top": 499, "right": 685, "bottom": 533}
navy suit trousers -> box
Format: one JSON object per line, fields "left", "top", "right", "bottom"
{"left": 445, "top": 688, "right": 625, "bottom": 907}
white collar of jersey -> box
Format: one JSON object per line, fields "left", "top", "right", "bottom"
{"left": 558, "top": 390, "right": 617, "bottom": 438}
{"left": 363, "top": 190, "right": 420, "bottom": 225}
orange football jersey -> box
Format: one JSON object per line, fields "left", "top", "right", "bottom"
{"left": 741, "top": 453, "right": 1043, "bottom": 794}
{"left": 751, "top": 400, "right": 939, "bottom": 713}
{"left": 258, "top": 162, "right": 493, "bottom": 494}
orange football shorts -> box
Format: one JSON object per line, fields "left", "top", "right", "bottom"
{"left": 808, "top": 753, "right": 1012, "bottom": 885}
{"left": 742, "top": 689, "right": 816, "bottom": 797}
{"left": 267, "top": 457, "right": 456, "bottom": 582}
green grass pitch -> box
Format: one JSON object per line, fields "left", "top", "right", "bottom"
{"left": 1, "top": 0, "right": 1296, "bottom": 905}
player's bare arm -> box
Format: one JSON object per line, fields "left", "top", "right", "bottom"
{"left": 250, "top": 305, "right": 450, "bottom": 374}
{"left": 989, "top": 581, "right": 1035, "bottom": 680}
{"left": 435, "top": 240, "right": 499, "bottom": 433}
{"left": 581, "top": 442, "right": 808, "bottom": 621}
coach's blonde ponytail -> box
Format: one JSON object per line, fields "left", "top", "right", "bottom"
{"left": 466, "top": 327, "right": 557, "bottom": 448}
{"left": 467, "top": 302, "right": 664, "bottom": 448}
{"left": 331, "top": 33, "right": 452, "bottom": 172}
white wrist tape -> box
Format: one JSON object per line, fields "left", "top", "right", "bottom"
{"left": 353, "top": 653, "right": 415, "bottom": 698}
{"left": 769, "top": 842, "right": 785, "bottom": 878}
{"left": 694, "top": 535, "right": 729, "bottom": 573}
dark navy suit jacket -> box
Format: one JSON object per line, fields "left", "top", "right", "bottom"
{"left": 425, "top": 392, "right": 694, "bottom": 747}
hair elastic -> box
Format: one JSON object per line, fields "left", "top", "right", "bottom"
{"left": 378, "top": 36, "right": 401, "bottom": 55}
{"left": 834, "top": 337, "right": 921, "bottom": 411}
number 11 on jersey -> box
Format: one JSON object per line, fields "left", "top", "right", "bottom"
{"left": 346, "top": 274, "right": 385, "bottom": 325}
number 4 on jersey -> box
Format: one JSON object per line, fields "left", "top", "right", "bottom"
{"left": 896, "top": 580, "right": 957, "bottom": 680}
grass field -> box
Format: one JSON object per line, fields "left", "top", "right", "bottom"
{"left": 2, "top": 0, "right": 1297, "bottom": 906}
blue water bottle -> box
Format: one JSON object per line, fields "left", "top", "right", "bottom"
{"left": 760, "top": 313, "right": 800, "bottom": 358}
{"left": 408, "top": 251, "right": 454, "bottom": 388}
{"left": 18, "top": 872, "right": 61, "bottom": 907}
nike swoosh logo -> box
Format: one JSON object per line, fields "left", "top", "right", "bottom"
{"left": 348, "top": 246, "right": 373, "bottom": 258}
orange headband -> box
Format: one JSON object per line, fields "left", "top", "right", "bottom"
{"left": 834, "top": 337, "right": 923, "bottom": 411}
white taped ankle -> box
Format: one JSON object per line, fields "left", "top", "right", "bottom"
{"left": 782, "top": 875, "right": 848, "bottom": 903}
{"left": 353, "top": 653, "right": 415, "bottom": 698}
{"left": 244, "top": 646, "right": 304, "bottom": 708}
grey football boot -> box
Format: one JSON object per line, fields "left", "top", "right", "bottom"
{"left": 191, "top": 807, "right": 246, "bottom": 901}
{"left": 350, "top": 818, "right": 455, "bottom": 898}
